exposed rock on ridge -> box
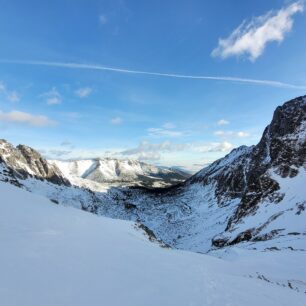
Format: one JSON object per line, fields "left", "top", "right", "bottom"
{"left": 0, "top": 140, "right": 70, "bottom": 186}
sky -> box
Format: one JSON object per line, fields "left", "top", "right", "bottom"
{"left": 0, "top": 0, "right": 305, "bottom": 172}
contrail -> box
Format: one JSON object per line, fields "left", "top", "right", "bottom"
{"left": 1, "top": 59, "right": 306, "bottom": 90}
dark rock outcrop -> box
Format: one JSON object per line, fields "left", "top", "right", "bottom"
{"left": 0, "top": 139, "right": 70, "bottom": 186}
{"left": 189, "top": 95, "right": 306, "bottom": 247}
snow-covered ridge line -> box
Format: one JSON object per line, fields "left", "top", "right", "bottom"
{"left": 0, "top": 94, "right": 305, "bottom": 254}
{"left": 49, "top": 157, "right": 190, "bottom": 188}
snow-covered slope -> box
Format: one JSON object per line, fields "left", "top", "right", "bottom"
{"left": 0, "top": 153, "right": 121, "bottom": 214}
{"left": 50, "top": 158, "right": 189, "bottom": 188}
{"left": 109, "top": 95, "right": 306, "bottom": 252}
{"left": 0, "top": 95, "right": 305, "bottom": 255}
{"left": 1, "top": 181, "right": 305, "bottom": 306}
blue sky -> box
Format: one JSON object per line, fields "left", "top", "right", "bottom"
{"left": 0, "top": 0, "right": 305, "bottom": 171}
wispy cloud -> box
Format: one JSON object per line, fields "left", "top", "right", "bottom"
{"left": 214, "top": 130, "right": 250, "bottom": 138}
{"left": 41, "top": 87, "right": 62, "bottom": 105}
{"left": 147, "top": 127, "right": 184, "bottom": 137}
{"left": 41, "top": 147, "right": 120, "bottom": 160}
{"left": 136, "top": 151, "right": 161, "bottom": 161}
{"left": 110, "top": 117, "right": 123, "bottom": 125}
{"left": 75, "top": 87, "right": 92, "bottom": 98}
{"left": 61, "top": 112, "right": 82, "bottom": 119}
{"left": 99, "top": 14, "right": 108, "bottom": 25}
{"left": 0, "top": 110, "right": 56, "bottom": 127}
{"left": 7, "top": 91, "right": 20, "bottom": 103}
{"left": 60, "top": 140, "right": 72, "bottom": 147}
{"left": 60, "top": 140, "right": 74, "bottom": 149}
{"left": 47, "top": 149, "right": 72, "bottom": 157}
{"left": 0, "top": 82, "right": 5, "bottom": 93}
{"left": 2, "top": 60, "right": 306, "bottom": 90}
{"left": 0, "top": 81, "right": 20, "bottom": 102}
{"left": 192, "top": 141, "right": 234, "bottom": 153}
{"left": 212, "top": 1, "right": 304, "bottom": 61}
{"left": 121, "top": 141, "right": 188, "bottom": 159}
{"left": 121, "top": 140, "right": 234, "bottom": 161}
{"left": 41, "top": 140, "right": 234, "bottom": 166}
{"left": 217, "top": 119, "right": 230, "bottom": 126}
{"left": 162, "top": 122, "right": 176, "bottom": 129}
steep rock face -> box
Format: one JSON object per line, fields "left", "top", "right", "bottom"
{"left": 190, "top": 145, "right": 254, "bottom": 203}
{"left": 226, "top": 97, "right": 306, "bottom": 233}
{"left": 262, "top": 96, "right": 306, "bottom": 173}
{"left": 192, "top": 96, "right": 305, "bottom": 202}
{"left": 0, "top": 140, "right": 70, "bottom": 186}
{"left": 189, "top": 97, "right": 304, "bottom": 215}
{"left": 206, "top": 96, "right": 306, "bottom": 247}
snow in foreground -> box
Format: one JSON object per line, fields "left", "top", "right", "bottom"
{"left": 0, "top": 182, "right": 305, "bottom": 306}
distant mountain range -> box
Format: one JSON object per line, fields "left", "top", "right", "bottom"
{"left": 49, "top": 158, "right": 190, "bottom": 189}
{"left": 0, "top": 95, "right": 305, "bottom": 253}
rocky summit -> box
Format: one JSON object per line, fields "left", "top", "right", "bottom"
{"left": 0, "top": 140, "right": 70, "bottom": 186}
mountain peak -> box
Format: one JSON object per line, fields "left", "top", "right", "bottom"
{"left": 266, "top": 95, "right": 306, "bottom": 139}
{"left": 0, "top": 140, "right": 70, "bottom": 186}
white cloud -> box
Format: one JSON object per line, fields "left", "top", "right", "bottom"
{"left": 99, "top": 14, "right": 108, "bottom": 25}
{"left": 137, "top": 151, "right": 161, "bottom": 161}
{"left": 47, "top": 149, "right": 72, "bottom": 157}
{"left": 214, "top": 130, "right": 250, "bottom": 138}
{"left": 110, "top": 117, "right": 123, "bottom": 125}
{"left": 0, "top": 82, "right": 20, "bottom": 102}
{"left": 192, "top": 141, "right": 234, "bottom": 153}
{"left": 60, "top": 140, "right": 72, "bottom": 147}
{"left": 40, "top": 139, "right": 235, "bottom": 167}
{"left": 147, "top": 127, "right": 183, "bottom": 137}
{"left": 236, "top": 131, "right": 250, "bottom": 138}
{"left": 121, "top": 141, "right": 187, "bottom": 156}
{"left": 60, "top": 140, "right": 74, "bottom": 149}
{"left": 213, "top": 141, "right": 233, "bottom": 152}
{"left": 40, "top": 147, "right": 122, "bottom": 160}
{"left": 0, "top": 110, "right": 56, "bottom": 127}
{"left": 47, "top": 97, "right": 61, "bottom": 105}
{"left": 0, "top": 82, "right": 6, "bottom": 93}
{"left": 121, "top": 140, "right": 234, "bottom": 162}
{"left": 61, "top": 112, "right": 82, "bottom": 119}
{"left": 217, "top": 119, "right": 229, "bottom": 126}
{"left": 41, "top": 87, "right": 62, "bottom": 105}
{"left": 162, "top": 122, "right": 176, "bottom": 129}
{"left": 7, "top": 91, "right": 20, "bottom": 103}
{"left": 75, "top": 87, "right": 92, "bottom": 98}
{"left": 212, "top": 1, "right": 304, "bottom": 61}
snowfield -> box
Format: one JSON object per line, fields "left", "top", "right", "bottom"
{"left": 1, "top": 182, "right": 305, "bottom": 306}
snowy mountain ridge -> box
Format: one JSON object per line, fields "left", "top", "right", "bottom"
{"left": 110, "top": 95, "right": 306, "bottom": 252}
{"left": 49, "top": 157, "right": 190, "bottom": 189}
{"left": 0, "top": 95, "right": 305, "bottom": 254}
